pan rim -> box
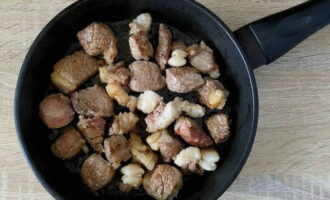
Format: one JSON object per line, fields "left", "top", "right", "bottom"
{"left": 14, "top": 0, "right": 259, "bottom": 199}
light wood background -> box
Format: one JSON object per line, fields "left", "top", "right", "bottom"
{"left": 0, "top": 0, "right": 329, "bottom": 199}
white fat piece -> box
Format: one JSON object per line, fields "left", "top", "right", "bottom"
{"left": 174, "top": 147, "right": 201, "bottom": 168}
{"left": 137, "top": 90, "right": 161, "bottom": 114}
{"left": 129, "top": 13, "right": 152, "bottom": 35}
{"left": 168, "top": 49, "right": 188, "bottom": 67}
{"left": 120, "top": 163, "right": 145, "bottom": 189}
{"left": 146, "top": 131, "right": 162, "bottom": 151}
{"left": 198, "top": 149, "right": 220, "bottom": 171}
{"left": 173, "top": 97, "right": 205, "bottom": 118}
{"left": 146, "top": 98, "right": 205, "bottom": 132}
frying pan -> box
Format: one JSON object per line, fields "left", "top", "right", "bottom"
{"left": 14, "top": 0, "right": 330, "bottom": 199}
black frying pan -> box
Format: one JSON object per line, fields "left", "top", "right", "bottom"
{"left": 14, "top": 0, "right": 330, "bottom": 199}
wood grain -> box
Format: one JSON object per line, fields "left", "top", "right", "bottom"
{"left": 0, "top": 0, "right": 329, "bottom": 199}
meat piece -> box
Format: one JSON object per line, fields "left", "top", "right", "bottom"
{"left": 81, "top": 154, "right": 115, "bottom": 192}
{"left": 166, "top": 67, "right": 204, "bottom": 93}
{"left": 71, "top": 85, "right": 113, "bottom": 117}
{"left": 198, "top": 148, "right": 220, "bottom": 171}
{"left": 174, "top": 116, "right": 213, "bottom": 147}
{"left": 174, "top": 147, "right": 202, "bottom": 173}
{"left": 104, "top": 135, "right": 131, "bottom": 169}
{"left": 155, "top": 24, "right": 172, "bottom": 70}
{"left": 99, "top": 61, "right": 131, "bottom": 88}
{"left": 197, "top": 78, "right": 229, "bottom": 110}
{"left": 130, "top": 130, "right": 158, "bottom": 170}
{"left": 109, "top": 112, "right": 138, "bottom": 135}
{"left": 77, "top": 22, "right": 118, "bottom": 63}
{"left": 51, "top": 127, "right": 88, "bottom": 159}
{"left": 145, "top": 98, "right": 204, "bottom": 133}
{"left": 129, "top": 13, "right": 153, "bottom": 60}
{"left": 106, "top": 83, "right": 137, "bottom": 112}
{"left": 137, "top": 90, "right": 162, "bottom": 114}
{"left": 158, "top": 130, "right": 183, "bottom": 162}
{"left": 39, "top": 93, "right": 74, "bottom": 129}
{"left": 129, "top": 61, "right": 166, "bottom": 92}
{"left": 120, "top": 163, "right": 145, "bottom": 189}
{"left": 171, "top": 40, "right": 187, "bottom": 51}
{"left": 51, "top": 50, "right": 99, "bottom": 94}
{"left": 129, "top": 32, "right": 154, "bottom": 61}
{"left": 187, "top": 41, "right": 220, "bottom": 78}
{"left": 143, "top": 164, "right": 183, "bottom": 200}
{"left": 205, "top": 113, "right": 230, "bottom": 144}
{"left": 77, "top": 115, "right": 105, "bottom": 152}
{"left": 146, "top": 130, "right": 183, "bottom": 162}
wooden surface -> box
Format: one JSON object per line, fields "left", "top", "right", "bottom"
{"left": 0, "top": 0, "right": 329, "bottom": 199}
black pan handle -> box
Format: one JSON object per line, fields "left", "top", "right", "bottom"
{"left": 234, "top": 0, "right": 330, "bottom": 69}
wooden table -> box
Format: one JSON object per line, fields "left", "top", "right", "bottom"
{"left": 1, "top": 0, "right": 329, "bottom": 199}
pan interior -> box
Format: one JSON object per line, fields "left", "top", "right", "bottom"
{"left": 43, "top": 19, "right": 233, "bottom": 199}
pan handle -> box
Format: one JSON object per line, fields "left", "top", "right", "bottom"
{"left": 234, "top": 0, "right": 330, "bottom": 69}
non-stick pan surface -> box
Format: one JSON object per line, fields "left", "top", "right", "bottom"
{"left": 16, "top": 0, "right": 328, "bottom": 199}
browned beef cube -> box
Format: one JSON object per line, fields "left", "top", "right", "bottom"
{"left": 51, "top": 127, "right": 88, "bottom": 159}
{"left": 129, "top": 61, "right": 166, "bottom": 92}
{"left": 81, "top": 154, "right": 115, "bottom": 191}
{"left": 51, "top": 50, "right": 99, "bottom": 94}
{"left": 71, "top": 85, "right": 113, "bottom": 117}
{"left": 205, "top": 113, "right": 230, "bottom": 144}
{"left": 77, "top": 22, "right": 118, "bottom": 63}
{"left": 39, "top": 93, "right": 74, "bottom": 129}
{"left": 166, "top": 67, "right": 204, "bottom": 93}
{"left": 174, "top": 116, "right": 213, "bottom": 147}
{"left": 143, "top": 164, "right": 183, "bottom": 200}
